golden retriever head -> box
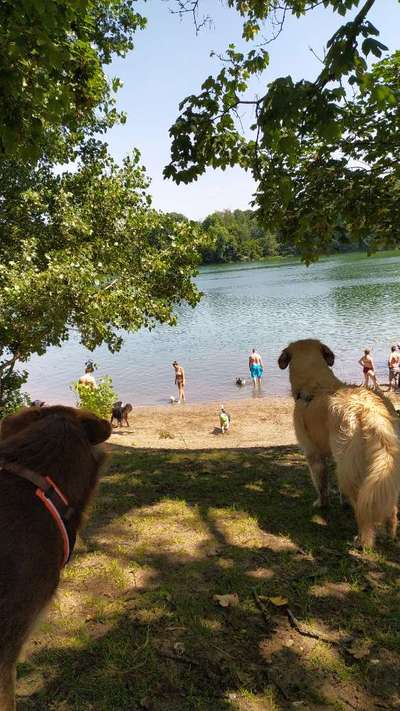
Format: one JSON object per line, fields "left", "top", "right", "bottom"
{"left": 278, "top": 339, "right": 335, "bottom": 371}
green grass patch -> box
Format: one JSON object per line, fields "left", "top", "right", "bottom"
{"left": 18, "top": 444, "right": 400, "bottom": 710}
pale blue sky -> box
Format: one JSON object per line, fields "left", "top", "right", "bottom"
{"left": 105, "top": 0, "right": 399, "bottom": 220}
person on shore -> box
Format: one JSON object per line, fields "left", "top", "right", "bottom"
{"left": 79, "top": 361, "right": 97, "bottom": 389}
{"left": 219, "top": 405, "right": 231, "bottom": 434}
{"left": 388, "top": 345, "right": 400, "bottom": 391}
{"left": 358, "top": 349, "right": 378, "bottom": 388}
{"left": 172, "top": 361, "right": 185, "bottom": 403}
{"left": 248, "top": 348, "right": 264, "bottom": 387}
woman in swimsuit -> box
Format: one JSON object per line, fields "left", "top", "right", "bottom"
{"left": 358, "top": 349, "right": 378, "bottom": 389}
{"left": 172, "top": 361, "right": 186, "bottom": 403}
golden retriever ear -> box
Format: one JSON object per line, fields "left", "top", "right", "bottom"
{"left": 78, "top": 411, "right": 112, "bottom": 444}
{"left": 321, "top": 343, "right": 335, "bottom": 366}
{"left": 1, "top": 406, "right": 46, "bottom": 440}
{"left": 278, "top": 348, "right": 291, "bottom": 369}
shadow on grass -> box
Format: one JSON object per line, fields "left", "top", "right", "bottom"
{"left": 18, "top": 444, "right": 400, "bottom": 711}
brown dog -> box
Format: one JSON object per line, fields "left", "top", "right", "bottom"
{"left": 0, "top": 405, "right": 111, "bottom": 711}
{"left": 110, "top": 401, "right": 133, "bottom": 428}
{"left": 278, "top": 339, "right": 400, "bottom": 548}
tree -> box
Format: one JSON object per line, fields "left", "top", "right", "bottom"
{"left": 165, "top": 1, "right": 400, "bottom": 261}
{"left": 0, "top": 146, "right": 202, "bottom": 414}
{"left": 0, "top": 0, "right": 146, "bottom": 162}
{"left": 0, "top": 1, "right": 205, "bottom": 412}
{"left": 200, "top": 209, "right": 281, "bottom": 263}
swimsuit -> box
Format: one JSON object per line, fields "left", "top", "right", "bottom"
{"left": 363, "top": 366, "right": 372, "bottom": 374}
{"left": 250, "top": 363, "right": 263, "bottom": 378}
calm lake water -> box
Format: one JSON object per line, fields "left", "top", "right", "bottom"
{"left": 26, "top": 252, "right": 400, "bottom": 406}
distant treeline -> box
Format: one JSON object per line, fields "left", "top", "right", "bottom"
{"left": 167, "top": 210, "right": 363, "bottom": 265}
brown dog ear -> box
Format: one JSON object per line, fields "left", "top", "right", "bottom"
{"left": 1, "top": 406, "right": 46, "bottom": 440}
{"left": 321, "top": 343, "right": 335, "bottom": 366}
{"left": 78, "top": 411, "right": 112, "bottom": 445}
{"left": 278, "top": 348, "right": 291, "bottom": 370}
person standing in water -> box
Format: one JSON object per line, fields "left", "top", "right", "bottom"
{"left": 388, "top": 345, "right": 400, "bottom": 391}
{"left": 79, "top": 361, "right": 97, "bottom": 389}
{"left": 172, "top": 361, "right": 186, "bottom": 403}
{"left": 358, "top": 349, "right": 378, "bottom": 388}
{"left": 248, "top": 348, "right": 264, "bottom": 388}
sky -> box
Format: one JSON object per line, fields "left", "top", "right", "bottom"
{"left": 104, "top": 0, "right": 400, "bottom": 220}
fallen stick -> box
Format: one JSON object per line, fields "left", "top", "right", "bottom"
{"left": 158, "top": 651, "right": 200, "bottom": 666}
{"left": 286, "top": 607, "right": 332, "bottom": 643}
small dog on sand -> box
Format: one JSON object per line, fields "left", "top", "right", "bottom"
{"left": 278, "top": 339, "right": 400, "bottom": 548}
{"left": 0, "top": 405, "right": 111, "bottom": 711}
{"left": 219, "top": 405, "right": 231, "bottom": 434}
{"left": 111, "top": 401, "right": 133, "bottom": 427}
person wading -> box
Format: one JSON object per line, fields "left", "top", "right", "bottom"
{"left": 248, "top": 348, "right": 264, "bottom": 388}
{"left": 172, "top": 361, "right": 186, "bottom": 403}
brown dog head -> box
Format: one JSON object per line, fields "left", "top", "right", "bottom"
{"left": 1, "top": 405, "right": 111, "bottom": 444}
{"left": 278, "top": 339, "right": 335, "bottom": 370}
{"left": 0, "top": 405, "right": 112, "bottom": 506}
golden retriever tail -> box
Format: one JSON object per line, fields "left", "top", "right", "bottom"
{"left": 331, "top": 389, "right": 400, "bottom": 542}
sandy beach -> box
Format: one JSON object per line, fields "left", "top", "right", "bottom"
{"left": 109, "top": 396, "right": 297, "bottom": 450}
{"left": 109, "top": 390, "right": 400, "bottom": 451}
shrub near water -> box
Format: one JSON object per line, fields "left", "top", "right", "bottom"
{"left": 72, "top": 376, "right": 117, "bottom": 419}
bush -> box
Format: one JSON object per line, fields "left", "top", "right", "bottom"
{"left": 0, "top": 368, "right": 31, "bottom": 418}
{"left": 72, "top": 376, "right": 117, "bottom": 419}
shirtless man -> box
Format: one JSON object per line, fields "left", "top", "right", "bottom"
{"left": 388, "top": 345, "right": 400, "bottom": 391}
{"left": 358, "top": 349, "right": 378, "bottom": 388}
{"left": 79, "top": 363, "right": 97, "bottom": 389}
{"left": 248, "top": 348, "right": 264, "bottom": 388}
{"left": 172, "top": 361, "right": 185, "bottom": 403}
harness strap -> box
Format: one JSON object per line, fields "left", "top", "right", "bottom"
{"left": 0, "top": 459, "right": 75, "bottom": 567}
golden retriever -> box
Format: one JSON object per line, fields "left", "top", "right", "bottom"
{"left": 0, "top": 405, "right": 111, "bottom": 711}
{"left": 278, "top": 339, "right": 400, "bottom": 548}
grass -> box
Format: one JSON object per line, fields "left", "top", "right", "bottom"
{"left": 17, "top": 444, "right": 400, "bottom": 710}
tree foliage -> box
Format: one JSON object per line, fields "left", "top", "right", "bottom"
{"left": 0, "top": 0, "right": 205, "bottom": 412}
{"left": 0, "top": 146, "right": 202, "bottom": 413}
{"left": 200, "top": 209, "right": 281, "bottom": 263}
{"left": 165, "top": 0, "right": 400, "bottom": 261}
{"left": 0, "top": 0, "right": 146, "bottom": 161}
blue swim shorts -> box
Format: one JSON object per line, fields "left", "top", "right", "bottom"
{"left": 250, "top": 364, "right": 263, "bottom": 378}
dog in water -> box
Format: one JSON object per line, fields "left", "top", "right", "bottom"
{"left": 0, "top": 405, "right": 111, "bottom": 711}
{"left": 110, "top": 401, "right": 133, "bottom": 427}
{"left": 278, "top": 339, "right": 400, "bottom": 548}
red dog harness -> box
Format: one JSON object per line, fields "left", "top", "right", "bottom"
{"left": 0, "top": 460, "right": 75, "bottom": 567}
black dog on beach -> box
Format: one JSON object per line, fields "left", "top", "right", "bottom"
{"left": 111, "top": 401, "right": 133, "bottom": 427}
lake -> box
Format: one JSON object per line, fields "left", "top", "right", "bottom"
{"left": 26, "top": 252, "right": 400, "bottom": 406}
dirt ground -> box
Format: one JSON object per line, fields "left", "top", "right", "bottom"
{"left": 109, "top": 397, "right": 297, "bottom": 450}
